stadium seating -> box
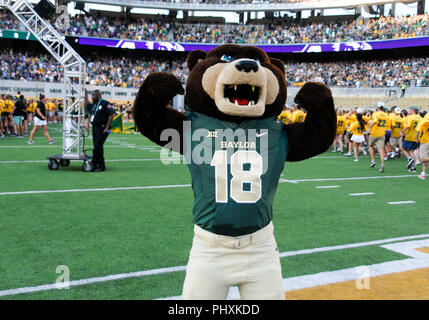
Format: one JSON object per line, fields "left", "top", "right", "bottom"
{"left": 0, "top": 7, "right": 428, "bottom": 110}
{"left": 1, "top": 47, "right": 428, "bottom": 90}
{"left": 0, "top": 9, "right": 428, "bottom": 44}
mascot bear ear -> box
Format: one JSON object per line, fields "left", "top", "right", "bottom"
{"left": 269, "top": 58, "right": 285, "bottom": 75}
{"left": 187, "top": 50, "right": 207, "bottom": 71}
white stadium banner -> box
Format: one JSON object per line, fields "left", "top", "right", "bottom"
{"left": 1, "top": 80, "right": 428, "bottom": 110}
{"left": 0, "top": 80, "right": 138, "bottom": 102}
{"left": 0, "top": 80, "right": 186, "bottom": 109}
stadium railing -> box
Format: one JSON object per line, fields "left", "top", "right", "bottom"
{"left": 72, "top": 0, "right": 404, "bottom": 12}
{"left": 1, "top": 79, "right": 428, "bottom": 111}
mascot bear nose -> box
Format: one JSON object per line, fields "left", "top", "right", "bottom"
{"left": 235, "top": 60, "right": 259, "bottom": 73}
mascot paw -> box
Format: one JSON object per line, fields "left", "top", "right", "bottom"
{"left": 294, "top": 82, "right": 332, "bottom": 111}
{"left": 142, "top": 72, "right": 185, "bottom": 102}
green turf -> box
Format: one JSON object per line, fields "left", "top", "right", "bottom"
{"left": 0, "top": 124, "right": 428, "bottom": 299}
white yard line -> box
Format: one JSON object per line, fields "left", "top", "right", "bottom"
{"left": 0, "top": 158, "right": 175, "bottom": 164}
{"left": 282, "top": 256, "right": 429, "bottom": 296}
{"left": 388, "top": 201, "right": 416, "bottom": 205}
{"left": 0, "top": 174, "right": 418, "bottom": 196}
{"left": 31, "top": 136, "right": 64, "bottom": 139}
{"left": 279, "top": 179, "right": 299, "bottom": 184}
{"left": 287, "top": 175, "right": 416, "bottom": 183}
{"left": 108, "top": 158, "right": 177, "bottom": 162}
{"left": 0, "top": 184, "right": 192, "bottom": 196}
{"left": 0, "top": 145, "right": 152, "bottom": 148}
{"left": 1, "top": 233, "right": 428, "bottom": 298}
{"left": 314, "top": 156, "right": 370, "bottom": 159}
{"left": 0, "top": 160, "right": 51, "bottom": 164}
{"left": 278, "top": 234, "right": 429, "bottom": 258}
{"left": 315, "top": 186, "right": 340, "bottom": 189}
{"left": 0, "top": 266, "right": 186, "bottom": 298}
{"left": 0, "top": 146, "right": 61, "bottom": 148}
{"left": 280, "top": 239, "right": 429, "bottom": 293}
{"left": 349, "top": 192, "right": 375, "bottom": 196}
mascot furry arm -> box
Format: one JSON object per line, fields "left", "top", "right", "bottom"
{"left": 285, "top": 82, "right": 337, "bottom": 161}
{"left": 133, "top": 72, "right": 186, "bottom": 154}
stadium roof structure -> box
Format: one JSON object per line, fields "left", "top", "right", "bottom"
{"left": 74, "top": 0, "right": 416, "bottom": 12}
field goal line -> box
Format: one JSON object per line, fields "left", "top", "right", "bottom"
{"left": 0, "top": 174, "right": 418, "bottom": 196}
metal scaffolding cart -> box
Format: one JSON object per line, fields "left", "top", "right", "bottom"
{"left": 1, "top": 0, "right": 93, "bottom": 171}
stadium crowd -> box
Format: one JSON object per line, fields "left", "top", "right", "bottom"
{"left": 1, "top": 48, "right": 428, "bottom": 88}
{"left": 85, "top": 57, "right": 187, "bottom": 88}
{"left": 0, "top": 9, "right": 428, "bottom": 44}
{"left": 172, "top": 14, "right": 428, "bottom": 44}
{"left": 0, "top": 49, "right": 63, "bottom": 83}
{"left": 0, "top": 8, "right": 19, "bottom": 30}
{"left": 284, "top": 58, "right": 429, "bottom": 88}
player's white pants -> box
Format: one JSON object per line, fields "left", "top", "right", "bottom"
{"left": 182, "top": 222, "right": 284, "bottom": 300}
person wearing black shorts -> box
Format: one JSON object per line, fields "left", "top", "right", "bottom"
{"left": 3, "top": 95, "right": 15, "bottom": 136}
{"left": 28, "top": 94, "right": 56, "bottom": 145}
{"left": 11, "top": 95, "right": 27, "bottom": 137}
{"left": 57, "top": 99, "right": 64, "bottom": 123}
{"left": 85, "top": 89, "right": 115, "bottom": 172}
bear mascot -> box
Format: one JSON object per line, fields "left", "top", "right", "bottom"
{"left": 133, "top": 44, "right": 336, "bottom": 300}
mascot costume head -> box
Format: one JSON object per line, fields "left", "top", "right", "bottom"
{"left": 133, "top": 44, "right": 336, "bottom": 300}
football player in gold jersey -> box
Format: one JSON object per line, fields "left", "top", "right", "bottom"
{"left": 333, "top": 109, "right": 347, "bottom": 153}
{"left": 368, "top": 105, "right": 389, "bottom": 172}
{"left": 388, "top": 107, "right": 404, "bottom": 159}
{"left": 3, "top": 95, "right": 16, "bottom": 135}
{"left": 344, "top": 109, "right": 363, "bottom": 156}
{"left": 349, "top": 112, "right": 368, "bottom": 162}
{"left": 416, "top": 116, "right": 429, "bottom": 180}
{"left": 291, "top": 106, "right": 306, "bottom": 124}
{"left": 401, "top": 106, "right": 422, "bottom": 172}
{"left": 277, "top": 105, "right": 291, "bottom": 125}
{"left": 0, "top": 95, "right": 4, "bottom": 138}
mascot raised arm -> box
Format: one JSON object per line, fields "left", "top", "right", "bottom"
{"left": 133, "top": 44, "right": 336, "bottom": 300}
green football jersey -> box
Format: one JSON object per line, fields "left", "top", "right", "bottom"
{"left": 184, "top": 112, "right": 288, "bottom": 236}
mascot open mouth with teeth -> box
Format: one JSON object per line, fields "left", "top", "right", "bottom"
{"left": 133, "top": 44, "right": 337, "bottom": 300}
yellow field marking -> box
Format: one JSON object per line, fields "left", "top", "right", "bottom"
{"left": 416, "top": 247, "right": 429, "bottom": 255}
{"left": 285, "top": 267, "right": 429, "bottom": 300}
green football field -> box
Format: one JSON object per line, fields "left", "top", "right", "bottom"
{"left": 0, "top": 123, "right": 428, "bottom": 300}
